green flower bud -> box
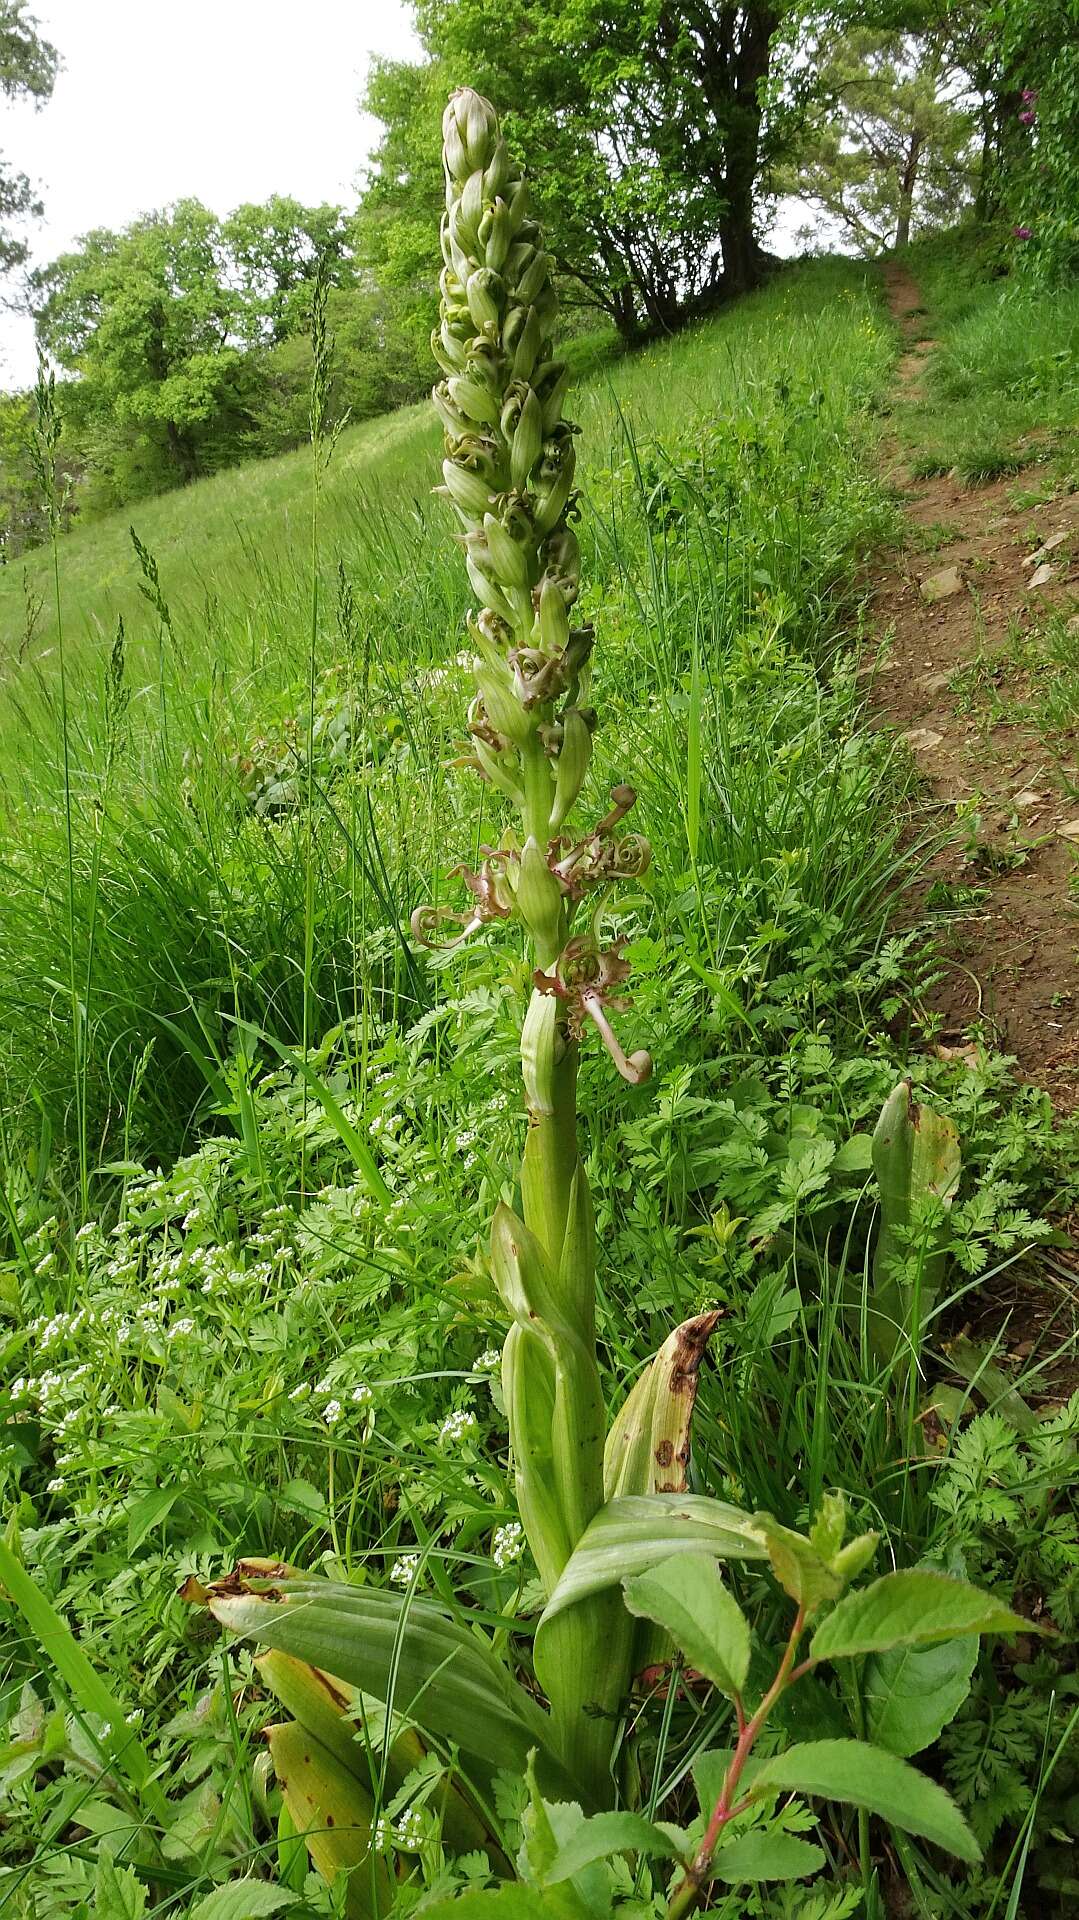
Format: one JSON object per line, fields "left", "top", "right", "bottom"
{"left": 475, "top": 661, "right": 531, "bottom": 747}
{"left": 456, "top": 170, "right": 486, "bottom": 252}
{"left": 466, "top": 268, "right": 505, "bottom": 335}
{"left": 536, "top": 362, "right": 570, "bottom": 433}
{"left": 463, "top": 89, "right": 499, "bottom": 170}
{"left": 514, "top": 250, "right": 550, "bottom": 305}
{"left": 506, "top": 179, "right": 530, "bottom": 234}
{"left": 481, "top": 201, "right": 513, "bottom": 272}
{"left": 509, "top": 306, "right": 544, "bottom": 381}
{"left": 542, "top": 527, "right": 581, "bottom": 596}
{"left": 442, "top": 104, "right": 468, "bottom": 180}
{"left": 515, "top": 835, "right": 564, "bottom": 953}
{"left": 503, "top": 240, "right": 532, "bottom": 282}
{"left": 550, "top": 706, "right": 593, "bottom": 831}
{"left": 534, "top": 461, "right": 575, "bottom": 538}
{"left": 537, "top": 576, "right": 570, "bottom": 651}
{"left": 447, "top": 374, "right": 500, "bottom": 425}
{"left": 521, "top": 987, "right": 560, "bottom": 1115}
{"left": 437, "top": 322, "right": 469, "bottom": 371}
{"left": 432, "top": 382, "right": 469, "bottom": 436}
{"left": 442, "top": 457, "right": 497, "bottom": 519}
{"left": 465, "top": 551, "right": 515, "bottom": 624}
{"left": 472, "top": 733, "right": 524, "bottom": 804}
{"left": 510, "top": 387, "right": 544, "bottom": 492}
{"left": 483, "top": 141, "right": 511, "bottom": 201}
{"left": 483, "top": 512, "right": 531, "bottom": 591}
{"left": 444, "top": 221, "right": 473, "bottom": 287}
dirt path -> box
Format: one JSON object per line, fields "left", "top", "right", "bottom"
{"left": 871, "top": 265, "right": 1079, "bottom": 1111}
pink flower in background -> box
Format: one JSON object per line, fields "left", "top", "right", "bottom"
{"left": 1012, "top": 226, "right": 1033, "bottom": 240}
{"left": 1021, "top": 88, "right": 1038, "bottom": 103}
{"left": 1019, "top": 109, "right": 1037, "bottom": 125}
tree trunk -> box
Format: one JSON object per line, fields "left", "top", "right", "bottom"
{"left": 164, "top": 418, "right": 199, "bottom": 484}
{"left": 694, "top": 5, "right": 780, "bottom": 296}
{"left": 895, "top": 130, "right": 922, "bottom": 249}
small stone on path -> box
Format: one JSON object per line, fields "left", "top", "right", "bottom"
{"left": 1058, "top": 819, "right": 1079, "bottom": 844}
{"left": 921, "top": 566, "right": 964, "bottom": 602}
{"left": 903, "top": 727, "right": 944, "bottom": 751}
{"left": 1014, "top": 790, "right": 1046, "bottom": 809}
{"left": 1028, "top": 563, "right": 1055, "bottom": 590}
{"left": 1023, "top": 531, "right": 1068, "bottom": 567}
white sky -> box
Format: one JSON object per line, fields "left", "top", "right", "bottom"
{"left": 0, "top": 0, "right": 420, "bottom": 390}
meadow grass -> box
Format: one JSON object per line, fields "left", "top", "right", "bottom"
{"left": 2, "top": 256, "right": 1077, "bottom": 1918}
{"left": 0, "top": 259, "right": 900, "bottom": 1191}
{"left": 896, "top": 229, "right": 1079, "bottom": 488}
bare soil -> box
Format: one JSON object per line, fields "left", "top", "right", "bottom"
{"left": 871, "top": 266, "right": 1079, "bottom": 1112}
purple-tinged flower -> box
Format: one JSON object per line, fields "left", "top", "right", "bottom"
{"left": 1021, "top": 88, "right": 1038, "bottom": 104}
{"left": 1018, "top": 109, "right": 1037, "bottom": 125}
{"left": 1012, "top": 225, "right": 1033, "bottom": 240}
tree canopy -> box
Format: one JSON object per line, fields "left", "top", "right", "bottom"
{"left": 0, "top": 0, "right": 57, "bottom": 277}
{"left": 361, "top": 0, "right": 791, "bottom": 343}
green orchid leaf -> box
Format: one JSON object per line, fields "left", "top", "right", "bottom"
{"left": 207, "top": 1571, "right": 567, "bottom": 1790}
{"left": 539, "top": 1495, "right": 767, "bottom": 1631}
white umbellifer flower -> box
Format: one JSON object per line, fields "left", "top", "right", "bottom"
{"left": 46, "top": 1477, "right": 64, "bottom": 1493}
{"left": 351, "top": 1384, "right": 372, "bottom": 1405}
{"left": 475, "top": 1348, "right": 501, "bottom": 1371}
{"left": 438, "top": 1408, "right": 477, "bottom": 1446}
{"left": 390, "top": 1553, "right": 420, "bottom": 1587}
{"left": 288, "top": 1382, "right": 311, "bottom": 1402}
{"left": 322, "top": 1399, "right": 343, "bottom": 1427}
{"left": 75, "top": 1221, "right": 97, "bottom": 1243}
{"left": 124, "top": 1709, "right": 143, "bottom": 1728}
{"left": 168, "top": 1318, "right": 195, "bottom": 1339}
{"left": 394, "top": 1806, "right": 425, "bottom": 1850}
{"left": 492, "top": 1520, "right": 524, "bottom": 1569}
{"left": 34, "top": 1252, "right": 56, "bottom": 1276}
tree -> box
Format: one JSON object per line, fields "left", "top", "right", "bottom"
{"left": 360, "top": 1, "right": 793, "bottom": 343}
{"left": 32, "top": 202, "right": 257, "bottom": 499}
{"left": 788, "top": 26, "right": 979, "bottom": 253}
{"left": 986, "top": 0, "right": 1079, "bottom": 278}
{"left": 0, "top": 0, "right": 57, "bottom": 279}
{"left": 223, "top": 195, "right": 354, "bottom": 343}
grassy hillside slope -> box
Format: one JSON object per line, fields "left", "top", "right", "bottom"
{"left": 0, "top": 259, "right": 899, "bottom": 1178}
{"left": 3, "top": 252, "right": 1077, "bottom": 1918}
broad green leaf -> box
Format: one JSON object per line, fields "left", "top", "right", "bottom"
{"left": 547, "top": 1810, "right": 683, "bottom": 1883}
{"left": 808, "top": 1493, "right": 847, "bottom": 1562}
{"left": 754, "top": 1515, "right": 842, "bottom": 1610}
{"left": 713, "top": 1830, "right": 826, "bottom": 1883}
{"left": 754, "top": 1740, "right": 980, "bottom": 1861}
{"left": 189, "top": 1887, "right": 299, "bottom": 1919}
{"left": 208, "top": 1572, "right": 566, "bottom": 1788}
{"left": 125, "top": 1486, "right": 178, "bottom": 1554}
{"left": 811, "top": 1571, "right": 1030, "bottom": 1663}
{"left": 424, "top": 1888, "right": 593, "bottom": 1919}
{"left": 539, "top": 1495, "right": 767, "bottom": 1629}
{"left": 623, "top": 1553, "right": 750, "bottom": 1696}
{"left": 864, "top": 1634, "right": 979, "bottom": 1757}
{"left": 94, "top": 1860, "right": 148, "bottom": 1920}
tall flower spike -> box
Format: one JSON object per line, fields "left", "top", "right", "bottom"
{"left": 415, "top": 89, "right": 654, "bottom": 1804}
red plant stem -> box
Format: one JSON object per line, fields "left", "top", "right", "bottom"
{"left": 665, "top": 1607, "right": 808, "bottom": 1919}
